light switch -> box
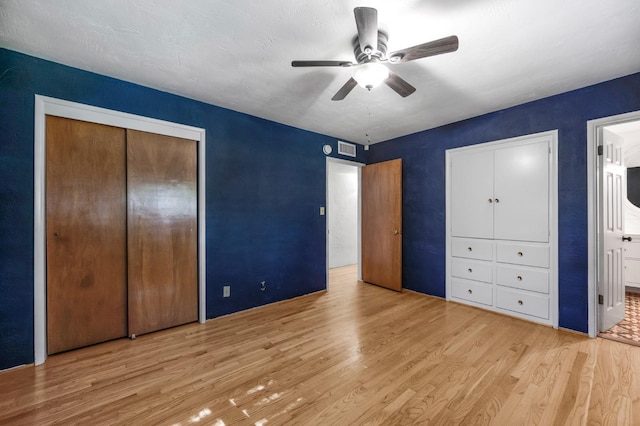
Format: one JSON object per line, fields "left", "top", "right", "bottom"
{"left": 320, "top": 207, "right": 325, "bottom": 216}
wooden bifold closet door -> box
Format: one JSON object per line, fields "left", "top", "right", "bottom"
{"left": 46, "top": 116, "right": 128, "bottom": 355}
{"left": 46, "top": 117, "right": 197, "bottom": 355}
{"left": 126, "top": 129, "right": 198, "bottom": 336}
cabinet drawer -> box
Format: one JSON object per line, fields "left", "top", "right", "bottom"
{"left": 451, "top": 278, "right": 493, "bottom": 306}
{"left": 496, "top": 265, "right": 549, "bottom": 294}
{"left": 496, "top": 242, "right": 549, "bottom": 268}
{"left": 496, "top": 287, "right": 549, "bottom": 319}
{"left": 451, "top": 238, "right": 493, "bottom": 261}
{"left": 451, "top": 258, "right": 493, "bottom": 283}
{"left": 624, "top": 241, "right": 640, "bottom": 259}
{"left": 625, "top": 259, "right": 640, "bottom": 284}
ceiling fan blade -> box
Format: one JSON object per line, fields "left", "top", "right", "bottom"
{"left": 332, "top": 78, "right": 358, "bottom": 101}
{"left": 354, "top": 7, "right": 378, "bottom": 54}
{"left": 292, "top": 60, "right": 353, "bottom": 67}
{"left": 388, "top": 35, "right": 459, "bottom": 64}
{"left": 385, "top": 72, "right": 416, "bottom": 97}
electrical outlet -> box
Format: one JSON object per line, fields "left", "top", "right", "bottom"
{"left": 223, "top": 285, "right": 230, "bottom": 297}
{"left": 260, "top": 281, "right": 266, "bottom": 291}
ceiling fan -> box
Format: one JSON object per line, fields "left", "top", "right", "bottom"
{"left": 291, "top": 7, "right": 459, "bottom": 101}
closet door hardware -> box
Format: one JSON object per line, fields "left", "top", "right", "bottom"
{"left": 623, "top": 236, "right": 633, "bottom": 242}
{"left": 494, "top": 198, "right": 500, "bottom": 203}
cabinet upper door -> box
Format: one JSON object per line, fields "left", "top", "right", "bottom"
{"left": 450, "top": 149, "right": 494, "bottom": 238}
{"left": 494, "top": 140, "right": 549, "bottom": 242}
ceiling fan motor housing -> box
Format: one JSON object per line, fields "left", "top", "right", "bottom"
{"left": 353, "top": 31, "right": 388, "bottom": 64}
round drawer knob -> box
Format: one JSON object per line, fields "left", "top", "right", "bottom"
{"left": 468, "top": 247, "right": 472, "bottom": 252}
{"left": 488, "top": 198, "right": 493, "bottom": 203}
{"left": 518, "top": 300, "right": 523, "bottom": 305}
{"left": 517, "top": 275, "right": 523, "bottom": 281}
{"left": 517, "top": 251, "right": 523, "bottom": 257}
{"left": 468, "top": 268, "right": 473, "bottom": 273}
{"left": 495, "top": 198, "right": 500, "bottom": 203}
{"left": 468, "top": 289, "right": 473, "bottom": 294}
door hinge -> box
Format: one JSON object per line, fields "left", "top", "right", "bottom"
{"left": 598, "top": 294, "right": 604, "bottom": 305}
{"left": 597, "top": 145, "right": 604, "bottom": 156}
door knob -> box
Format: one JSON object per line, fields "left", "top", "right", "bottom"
{"left": 53, "top": 232, "right": 59, "bottom": 237}
{"left": 623, "top": 236, "right": 633, "bottom": 242}
{"left": 394, "top": 230, "right": 400, "bottom": 235}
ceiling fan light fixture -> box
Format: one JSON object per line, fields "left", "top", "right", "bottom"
{"left": 291, "top": 7, "right": 458, "bottom": 100}
{"left": 352, "top": 62, "right": 389, "bottom": 90}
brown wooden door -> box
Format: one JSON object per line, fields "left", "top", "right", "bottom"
{"left": 46, "top": 116, "right": 128, "bottom": 354}
{"left": 127, "top": 129, "right": 198, "bottom": 336}
{"left": 361, "top": 159, "right": 402, "bottom": 291}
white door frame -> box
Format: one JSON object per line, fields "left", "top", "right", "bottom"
{"left": 325, "top": 157, "right": 364, "bottom": 287}
{"left": 34, "top": 95, "right": 207, "bottom": 365}
{"left": 587, "top": 110, "right": 640, "bottom": 337}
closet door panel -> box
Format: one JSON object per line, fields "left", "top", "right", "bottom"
{"left": 46, "top": 116, "right": 127, "bottom": 354}
{"left": 494, "top": 141, "right": 549, "bottom": 242}
{"left": 450, "top": 150, "right": 494, "bottom": 238}
{"left": 127, "top": 130, "right": 198, "bottom": 336}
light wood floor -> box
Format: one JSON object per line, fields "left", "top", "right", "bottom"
{"left": 2, "top": 265, "right": 640, "bottom": 425}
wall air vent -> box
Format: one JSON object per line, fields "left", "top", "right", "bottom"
{"left": 338, "top": 141, "right": 356, "bottom": 157}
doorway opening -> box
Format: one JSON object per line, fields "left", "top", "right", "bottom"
{"left": 326, "top": 157, "right": 363, "bottom": 289}
{"left": 589, "top": 110, "right": 640, "bottom": 343}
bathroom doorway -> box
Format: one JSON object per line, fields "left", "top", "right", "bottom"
{"left": 592, "top": 114, "right": 640, "bottom": 345}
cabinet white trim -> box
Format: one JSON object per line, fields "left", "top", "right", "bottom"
{"left": 445, "top": 130, "right": 558, "bottom": 328}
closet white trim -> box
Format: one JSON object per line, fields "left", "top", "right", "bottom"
{"left": 34, "top": 95, "right": 207, "bottom": 365}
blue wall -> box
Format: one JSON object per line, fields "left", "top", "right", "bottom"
{"left": 2, "top": 46, "right": 640, "bottom": 370}
{"left": 366, "top": 72, "right": 640, "bottom": 333}
{"left": 0, "top": 48, "right": 365, "bottom": 370}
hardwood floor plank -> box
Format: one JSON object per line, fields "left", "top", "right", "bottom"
{"left": 2, "top": 265, "right": 640, "bottom": 425}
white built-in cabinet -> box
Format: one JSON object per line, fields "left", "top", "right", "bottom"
{"left": 446, "top": 131, "right": 558, "bottom": 327}
{"left": 624, "top": 235, "right": 640, "bottom": 290}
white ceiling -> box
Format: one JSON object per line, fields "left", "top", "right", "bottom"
{"left": 1, "top": 0, "right": 640, "bottom": 144}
